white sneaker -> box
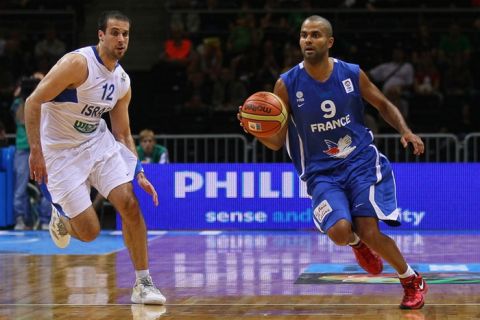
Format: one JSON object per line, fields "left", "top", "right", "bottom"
{"left": 131, "top": 304, "right": 166, "bottom": 320}
{"left": 14, "top": 216, "right": 26, "bottom": 230}
{"left": 131, "top": 276, "right": 166, "bottom": 305}
{"left": 49, "top": 206, "right": 70, "bottom": 248}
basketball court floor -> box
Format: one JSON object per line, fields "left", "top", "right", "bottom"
{"left": 1, "top": 229, "right": 479, "bottom": 319}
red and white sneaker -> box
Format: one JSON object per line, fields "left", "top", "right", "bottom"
{"left": 400, "top": 272, "right": 428, "bottom": 309}
{"left": 351, "top": 240, "right": 383, "bottom": 275}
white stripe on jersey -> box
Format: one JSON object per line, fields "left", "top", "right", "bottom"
{"left": 290, "top": 117, "right": 306, "bottom": 179}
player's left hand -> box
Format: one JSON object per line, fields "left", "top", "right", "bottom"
{"left": 400, "top": 132, "right": 424, "bottom": 156}
{"left": 137, "top": 172, "right": 159, "bottom": 206}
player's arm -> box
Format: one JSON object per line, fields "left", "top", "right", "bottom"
{"left": 109, "top": 88, "right": 158, "bottom": 206}
{"left": 254, "top": 78, "right": 290, "bottom": 151}
{"left": 109, "top": 87, "right": 136, "bottom": 154}
{"left": 25, "top": 53, "right": 88, "bottom": 183}
{"left": 358, "top": 69, "right": 424, "bottom": 156}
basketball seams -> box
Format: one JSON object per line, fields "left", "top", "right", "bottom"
{"left": 241, "top": 113, "right": 285, "bottom": 122}
{"left": 264, "top": 92, "right": 288, "bottom": 126}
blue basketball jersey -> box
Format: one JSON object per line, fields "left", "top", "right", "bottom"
{"left": 280, "top": 58, "right": 373, "bottom": 181}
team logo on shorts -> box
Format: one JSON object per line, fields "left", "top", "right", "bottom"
{"left": 314, "top": 200, "right": 333, "bottom": 223}
{"left": 323, "top": 134, "right": 356, "bottom": 159}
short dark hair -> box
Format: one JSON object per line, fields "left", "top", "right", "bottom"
{"left": 303, "top": 15, "right": 333, "bottom": 37}
{"left": 97, "top": 10, "right": 130, "bottom": 32}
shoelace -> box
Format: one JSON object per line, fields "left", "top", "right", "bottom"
{"left": 139, "top": 277, "right": 160, "bottom": 293}
{"left": 403, "top": 285, "right": 417, "bottom": 297}
{"left": 402, "top": 278, "right": 420, "bottom": 297}
{"left": 140, "top": 277, "right": 154, "bottom": 287}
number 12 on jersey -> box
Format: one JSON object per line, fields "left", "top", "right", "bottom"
{"left": 101, "top": 83, "right": 115, "bottom": 101}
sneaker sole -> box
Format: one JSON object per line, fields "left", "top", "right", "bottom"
{"left": 49, "top": 208, "right": 70, "bottom": 248}
{"left": 399, "top": 282, "right": 428, "bottom": 309}
{"left": 399, "top": 300, "right": 424, "bottom": 309}
{"left": 48, "top": 227, "right": 70, "bottom": 248}
{"left": 131, "top": 295, "right": 166, "bottom": 305}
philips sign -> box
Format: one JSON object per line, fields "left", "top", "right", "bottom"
{"left": 125, "top": 163, "right": 480, "bottom": 231}
{"left": 174, "top": 171, "right": 309, "bottom": 199}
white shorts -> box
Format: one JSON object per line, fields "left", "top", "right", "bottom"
{"left": 43, "top": 130, "right": 137, "bottom": 218}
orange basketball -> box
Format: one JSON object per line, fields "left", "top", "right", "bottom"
{"left": 240, "top": 91, "right": 288, "bottom": 138}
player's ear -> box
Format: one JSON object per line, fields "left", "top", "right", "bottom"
{"left": 98, "top": 30, "right": 104, "bottom": 42}
{"left": 328, "top": 36, "right": 334, "bottom": 49}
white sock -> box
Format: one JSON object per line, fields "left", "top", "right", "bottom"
{"left": 398, "top": 265, "right": 415, "bottom": 278}
{"left": 135, "top": 269, "right": 150, "bottom": 280}
{"left": 348, "top": 233, "right": 361, "bottom": 246}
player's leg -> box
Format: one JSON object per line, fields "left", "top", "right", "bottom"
{"left": 60, "top": 206, "right": 100, "bottom": 242}
{"left": 353, "top": 217, "right": 427, "bottom": 309}
{"left": 108, "top": 182, "right": 166, "bottom": 304}
{"left": 108, "top": 182, "right": 148, "bottom": 270}
{"left": 310, "top": 180, "right": 382, "bottom": 274}
{"left": 348, "top": 148, "right": 404, "bottom": 258}
{"left": 92, "top": 142, "right": 150, "bottom": 271}
{"left": 353, "top": 217, "right": 406, "bottom": 272}
{"left": 350, "top": 148, "right": 427, "bottom": 309}
{"left": 42, "top": 182, "right": 100, "bottom": 247}
{"left": 93, "top": 141, "right": 165, "bottom": 304}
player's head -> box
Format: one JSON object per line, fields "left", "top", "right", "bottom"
{"left": 139, "top": 129, "right": 156, "bottom": 153}
{"left": 299, "top": 15, "right": 334, "bottom": 63}
{"left": 97, "top": 10, "right": 130, "bottom": 60}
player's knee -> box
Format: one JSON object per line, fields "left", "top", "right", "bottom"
{"left": 327, "top": 219, "right": 353, "bottom": 246}
{"left": 71, "top": 210, "right": 101, "bottom": 242}
{"left": 117, "top": 196, "right": 140, "bottom": 221}
{"left": 356, "top": 227, "right": 379, "bottom": 244}
{"left": 77, "top": 225, "right": 100, "bottom": 242}
{"left": 328, "top": 233, "right": 351, "bottom": 246}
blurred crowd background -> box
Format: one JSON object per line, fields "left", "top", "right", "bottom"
{"left": 0, "top": 0, "right": 479, "bottom": 141}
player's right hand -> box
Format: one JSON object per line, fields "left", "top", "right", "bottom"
{"left": 29, "top": 149, "right": 48, "bottom": 184}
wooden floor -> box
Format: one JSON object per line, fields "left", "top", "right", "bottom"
{"left": 1, "top": 230, "right": 480, "bottom": 319}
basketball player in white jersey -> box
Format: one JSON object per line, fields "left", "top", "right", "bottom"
{"left": 24, "top": 11, "right": 165, "bottom": 305}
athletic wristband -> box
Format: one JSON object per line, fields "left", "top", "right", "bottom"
{"left": 135, "top": 159, "right": 144, "bottom": 177}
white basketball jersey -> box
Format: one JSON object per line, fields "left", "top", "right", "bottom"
{"left": 41, "top": 46, "right": 131, "bottom": 149}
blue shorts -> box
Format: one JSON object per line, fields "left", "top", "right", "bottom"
{"left": 308, "top": 145, "right": 401, "bottom": 233}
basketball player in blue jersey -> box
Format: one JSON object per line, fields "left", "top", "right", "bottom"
{"left": 239, "top": 16, "right": 427, "bottom": 309}
{"left": 24, "top": 11, "right": 166, "bottom": 305}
